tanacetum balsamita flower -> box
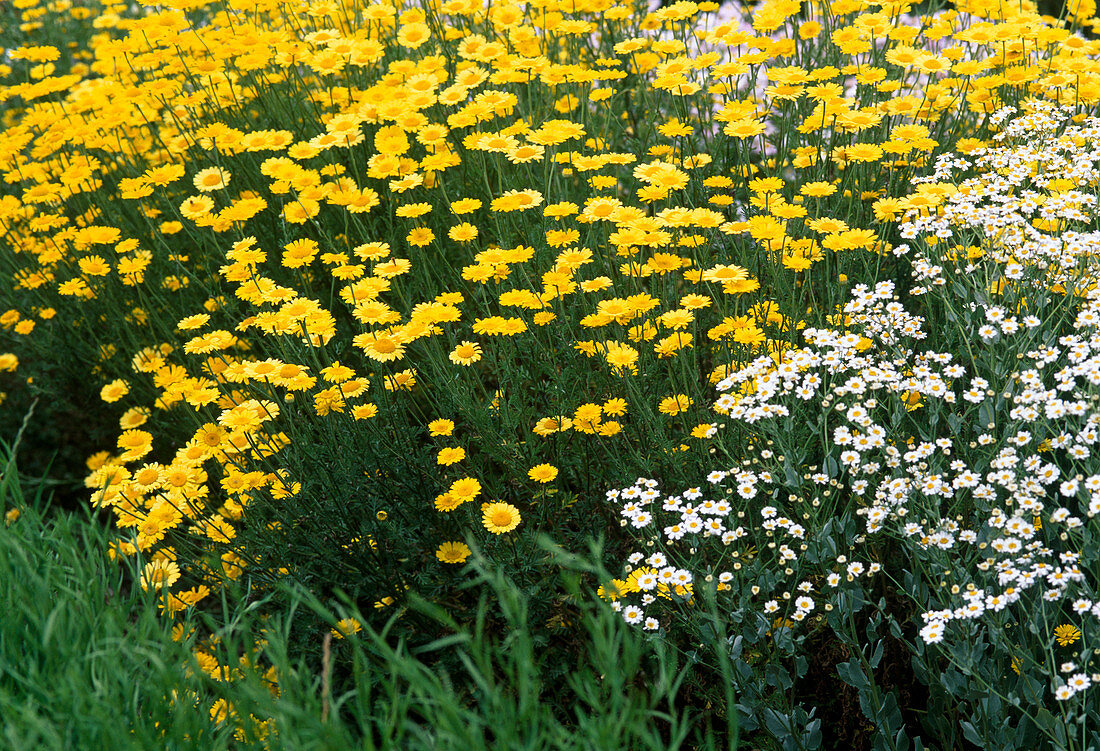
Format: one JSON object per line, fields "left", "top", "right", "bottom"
{"left": 448, "top": 477, "right": 481, "bottom": 503}
{"left": 100, "top": 378, "right": 129, "bottom": 403}
{"left": 352, "top": 404, "right": 378, "bottom": 420}
{"left": 435, "top": 541, "right": 471, "bottom": 564}
{"left": 449, "top": 341, "right": 482, "bottom": 366}
{"left": 435, "top": 493, "right": 463, "bottom": 512}
{"left": 141, "top": 559, "right": 181, "bottom": 591}
{"left": 428, "top": 419, "right": 455, "bottom": 437}
{"left": 482, "top": 502, "right": 521, "bottom": 534}
{"left": 527, "top": 464, "right": 558, "bottom": 483}
{"left": 179, "top": 195, "right": 215, "bottom": 219}
{"left": 406, "top": 227, "right": 435, "bottom": 247}
{"left": 658, "top": 394, "right": 692, "bottom": 416}
{"left": 436, "top": 447, "right": 465, "bottom": 465}
{"left": 176, "top": 313, "right": 210, "bottom": 331}
{"left": 193, "top": 167, "right": 230, "bottom": 192}
{"left": 450, "top": 198, "right": 482, "bottom": 214}
{"left": 490, "top": 189, "right": 543, "bottom": 212}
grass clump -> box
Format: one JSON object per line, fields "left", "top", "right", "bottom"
{"left": 1, "top": 439, "right": 736, "bottom": 749}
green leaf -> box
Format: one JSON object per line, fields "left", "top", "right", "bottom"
{"left": 836, "top": 659, "right": 869, "bottom": 690}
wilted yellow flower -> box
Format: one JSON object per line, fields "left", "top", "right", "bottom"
{"left": 1054, "top": 624, "right": 1082, "bottom": 646}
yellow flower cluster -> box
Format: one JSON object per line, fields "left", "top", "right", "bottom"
{"left": 0, "top": 0, "right": 1097, "bottom": 639}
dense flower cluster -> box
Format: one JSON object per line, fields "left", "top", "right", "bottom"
{"left": 608, "top": 104, "right": 1100, "bottom": 720}
{"left": 0, "top": 0, "right": 1099, "bottom": 741}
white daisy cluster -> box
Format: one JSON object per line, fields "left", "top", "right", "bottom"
{"left": 702, "top": 280, "right": 1100, "bottom": 699}
{"left": 714, "top": 279, "right": 933, "bottom": 424}
{"left": 607, "top": 102, "right": 1100, "bottom": 705}
{"left": 893, "top": 102, "right": 1100, "bottom": 704}
{"left": 606, "top": 472, "right": 844, "bottom": 630}
{"left": 899, "top": 101, "right": 1100, "bottom": 297}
